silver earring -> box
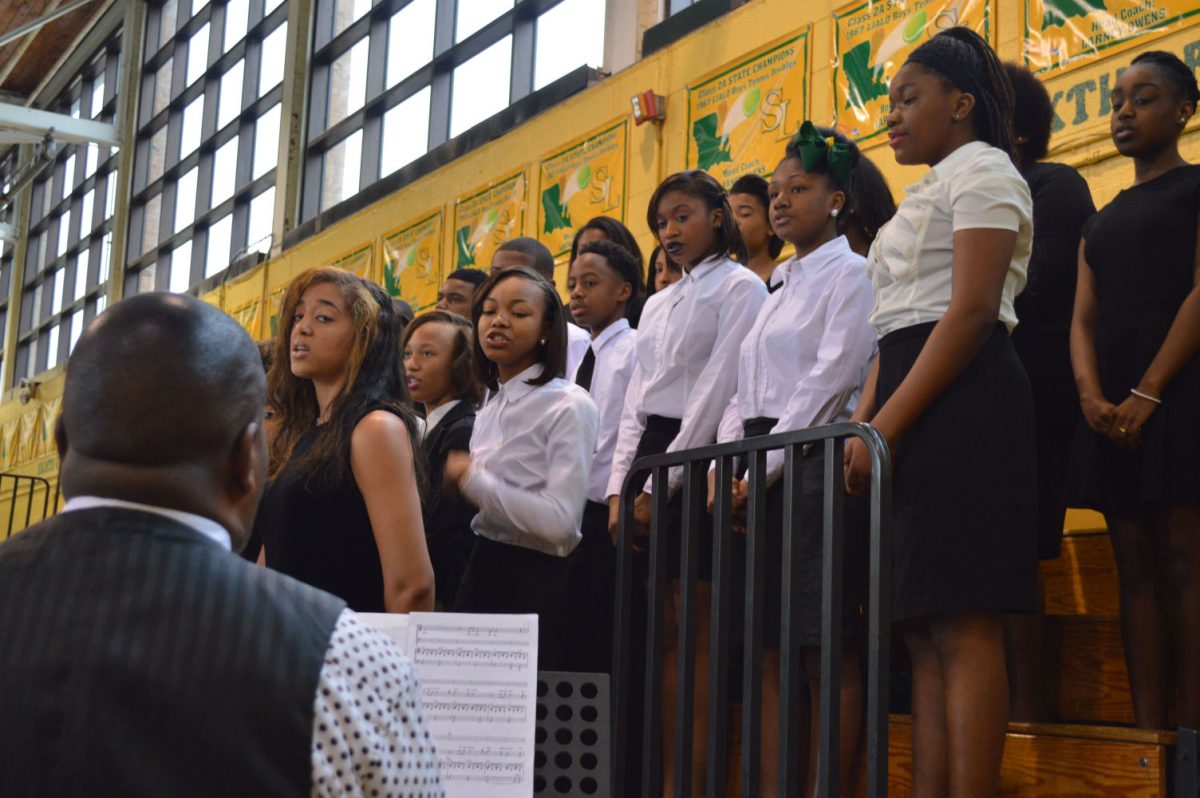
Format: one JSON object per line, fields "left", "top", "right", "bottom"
{"left": 539, "top": 339, "right": 546, "bottom": 346}
{"left": 831, "top": 208, "right": 840, "bottom": 218}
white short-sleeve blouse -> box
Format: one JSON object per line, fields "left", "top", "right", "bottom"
{"left": 866, "top": 141, "right": 1034, "bottom": 337}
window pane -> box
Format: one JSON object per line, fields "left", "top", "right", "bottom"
{"left": 47, "top": 325, "right": 60, "bottom": 370}
{"left": 326, "top": 37, "right": 369, "bottom": 129}
{"left": 51, "top": 268, "right": 66, "bottom": 314}
{"left": 253, "top": 103, "right": 281, "bottom": 179}
{"left": 91, "top": 73, "right": 106, "bottom": 117}
{"left": 159, "top": 0, "right": 179, "bottom": 45}
{"left": 223, "top": 0, "right": 249, "bottom": 50}
{"left": 259, "top": 22, "right": 287, "bottom": 95}
{"left": 386, "top": 0, "right": 434, "bottom": 87}
{"left": 170, "top": 241, "right": 193, "bottom": 292}
{"left": 450, "top": 35, "right": 511, "bottom": 138}
{"left": 74, "top": 249, "right": 90, "bottom": 300}
{"left": 68, "top": 310, "right": 84, "bottom": 354}
{"left": 63, "top": 153, "right": 76, "bottom": 193}
{"left": 247, "top": 186, "right": 275, "bottom": 253}
{"left": 205, "top": 214, "right": 232, "bottom": 277}
{"left": 152, "top": 57, "right": 174, "bottom": 116}
{"left": 264, "top": 0, "right": 284, "bottom": 15}
{"left": 100, "top": 232, "right": 113, "bottom": 283}
{"left": 186, "top": 22, "right": 211, "bottom": 87}
{"left": 218, "top": 60, "right": 245, "bottom": 130}
{"left": 142, "top": 193, "right": 163, "bottom": 253}
{"left": 320, "top": 130, "right": 362, "bottom": 211}
{"left": 148, "top": 124, "right": 168, "bottom": 184}
{"left": 180, "top": 94, "right": 205, "bottom": 157}
{"left": 133, "top": 263, "right": 155, "bottom": 294}
{"left": 85, "top": 143, "right": 99, "bottom": 178}
{"left": 211, "top": 137, "right": 238, "bottom": 205}
{"left": 96, "top": 292, "right": 108, "bottom": 315}
{"left": 535, "top": 0, "right": 604, "bottom": 89}
{"left": 332, "top": 0, "right": 372, "bottom": 38}
{"left": 380, "top": 86, "right": 430, "bottom": 177}
{"left": 79, "top": 190, "right": 94, "bottom": 237}
{"left": 456, "top": 0, "right": 511, "bottom": 41}
{"left": 57, "top": 212, "right": 71, "bottom": 258}
{"left": 104, "top": 173, "right": 117, "bottom": 219}
{"left": 174, "top": 167, "right": 199, "bottom": 233}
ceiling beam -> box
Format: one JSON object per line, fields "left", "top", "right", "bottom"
{"left": 0, "top": 0, "right": 100, "bottom": 49}
{"left": 0, "top": 101, "right": 119, "bottom": 147}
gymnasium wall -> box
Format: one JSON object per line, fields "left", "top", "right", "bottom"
{"left": 2, "top": 0, "right": 1199, "bottom": 526}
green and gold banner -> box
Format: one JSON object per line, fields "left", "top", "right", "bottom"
{"left": 453, "top": 168, "right": 528, "bottom": 271}
{"left": 1039, "top": 23, "right": 1200, "bottom": 155}
{"left": 1025, "top": 0, "right": 1200, "bottom": 76}
{"left": 537, "top": 120, "right": 629, "bottom": 258}
{"left": 686, "top": 29, "right": 810, "bottom": 185}
{"left": 833, "top": 0, "right": 992, "bottom": 145}
{"left": 381, "top": 209, "right": 444, "bottom": 313}
{"left": 329, "top": 241, "right": 375, "bottom": 281}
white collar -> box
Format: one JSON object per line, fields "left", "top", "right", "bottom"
{"left": 923, "top": 140, "right": 991, "bottom": 186}
{"left": 680, "top": 253, "right": 726, "bottom": 282}
{"left": 61, "top": 496, "right": 232, "bottom": 551}
{"left": 777, "top": 236, "right": 853, "bottom": 285}
{"left": 589, "top": 317, "right": 631, "bottom": 351}
{"left": 495, "top": 363, "right": 547, "bottom": 402}
{"left": 424, "top": 399, "right": 462, "bottom": 433}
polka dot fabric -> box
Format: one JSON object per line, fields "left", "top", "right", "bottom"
{"left": 311, "top": 611, "right": 445, "bottom": 797}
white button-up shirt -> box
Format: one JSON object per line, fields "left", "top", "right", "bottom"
{"left": 569, "top": 318, "right": 638, "bottom": 505}
{"left": 463, "top": 363, "right": 599, "bottom": 557}
{"left": 867, "top": 140, "right": 1033, "bottom": 336}
{"left": 566, "top": 322, "right": 590, "bottom": 378}
{"left": 716, "top": 236, "right": 877, "bottom": 485}
{"left": 59, "top": 496, "right": 445, "bottom": 797}
{"left": 607, "top": 254, "right": 768, "bottom": 497}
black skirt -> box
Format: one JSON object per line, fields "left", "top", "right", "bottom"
{"left": 454, "top": 536, "right": 570, "bottom": 670}
{"left": 732, "top": 419, "right": 868, "bottom": 648}
{"left": 876, "top": 322, "right": 1038, "bottom": 622}
{"left": 566, "top": 501, "right": 617, "bottom": 673}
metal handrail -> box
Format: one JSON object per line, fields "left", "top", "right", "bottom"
{"left": 0, "top": 473, "right": 57, "bottom": 540}
{"left": 611, "top": 421, "right": 892, "bottom": 797}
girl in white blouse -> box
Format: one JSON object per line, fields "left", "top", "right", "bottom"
{"left": 842, "top": 28, "right": 1037, "bottom": 793}
{"left": 711, "top": 123, "right": 879, "bottom": 793}
{"left": 607, "top": 170, "right": 768, "bottom": 794}
{"left": 444, "top": 267, "right": 599, "bottom": 670}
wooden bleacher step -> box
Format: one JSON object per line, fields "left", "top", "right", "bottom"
{"left": 885, "top": 715, "right": 1175, "bottom": 796}
{"left": 1040, "top": 525, "right": 1138, "bottom": 726}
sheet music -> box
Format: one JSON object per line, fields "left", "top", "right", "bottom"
{"left": 357, "top": 612, "right": 538, "bottom": 798}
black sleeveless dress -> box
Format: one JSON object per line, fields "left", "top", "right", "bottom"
{"left": 1068, "top": 165, "right": 1200, "bottom": 516}
{"left": 255, "top": 408, "right": 409, "bottom": 612}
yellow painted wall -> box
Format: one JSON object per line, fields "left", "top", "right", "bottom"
{"left": 5, "top": 0, "right": 1200, "bottom": 533}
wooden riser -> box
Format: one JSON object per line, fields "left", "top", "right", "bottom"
{"left": 1045, "top": 616, "right": 1134, "bottom": 726}
{"left": 885, "top": 716, "right": 1170, "bottom": 797}
{"left": 1042, "top": 529, "right": 1119, "bottom": 618}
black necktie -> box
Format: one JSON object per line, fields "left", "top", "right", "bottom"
{"left": 575, "top": 346, "right": 596, "bottom": 392}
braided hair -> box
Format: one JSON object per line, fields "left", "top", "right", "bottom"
{"left": 905, "top": 27, "right": 1017, "bottom": 163}
{"left": 1131, "top": 50, "right": 1200, "bottom": 106}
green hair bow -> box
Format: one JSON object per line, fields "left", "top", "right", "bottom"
{"left": 790, "top": 121, "right": 853, "bottom": 186}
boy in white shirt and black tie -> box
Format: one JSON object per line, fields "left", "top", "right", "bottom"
{"left": 565, "top": 239, "right": 642, "bottom": 674}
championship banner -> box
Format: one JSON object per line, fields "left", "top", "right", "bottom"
{"left": 453, "top": 168, "right": 528, "bottom": 271}
{"left": 382, "top": 209, "right": 445, "bottom": 313}
{"left": 685, "top": 28, "right": 810, "bottom": 185}
{"left": 18, "top": 409, "right": 37, "bottom": 465}
{"left": 1038, "top": 23, "right": 1200, "bottom": 159}
{"left": 1025, "top": 0, "right": 1199, "bottom": 76}
{"left": 229, "top": 298, "right": 263, "bottom": 340}
{"left": 266, "top": 283, "right": 288, "bottom": 338}
{"left": 537, "top": 120, "right": 629, "bottom": 258}
{"left": 833, "top": 0, "right": 991, "bottom": 145}
{"left": 329, "top": 242, "right": 375, "bottom": 282}
{"left": 1, "top": 417, "right": 17, "bottom": 468}
{"left": 37, "top": 397, "right": 60, "bottom": 459}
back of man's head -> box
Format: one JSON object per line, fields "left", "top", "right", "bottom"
{"left": 492, "top": 237, "right": 556, "bottom": 280}
{"left": 60, "top": 293, "right": 266, "bottom": 536}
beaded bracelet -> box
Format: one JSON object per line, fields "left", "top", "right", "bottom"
{"left": 1130, "top": 388, "right": 1162, "bottom": 405}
